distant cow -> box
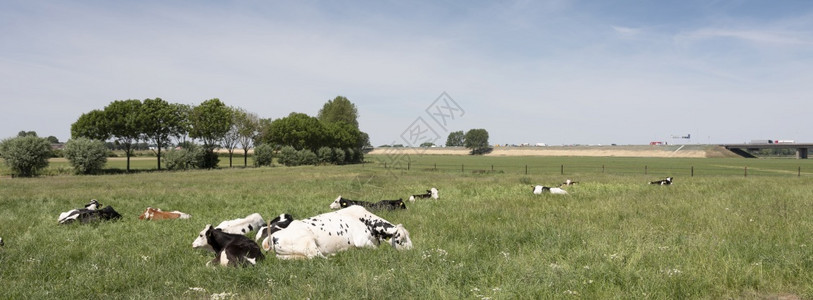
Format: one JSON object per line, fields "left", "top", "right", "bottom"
{"left": 192, "top": 225, "right": 264, "bottom": 267}
{"left": 215, "top": 213, "right": 265, "bottom": 235}
{"left": 408, "top": 187, "right": 439, "bottom": 202}
{"left": 255, "top": 213, "right": 295, "bottom": 242}
{"left": 532, "top": 185, "right": 568, "bottom": 195}
{"left": 649, "top": 177, "right": 673, "bottom": 185}
{"left": 58, "top": 200, "right": 122, "bottom": 224}
{"left": 560, "top": 179, "right": 578, "bottom": 186}
{"left": 330, "top": 196, "right": 407, "bottom": 210}
{"left": 261, "top": 205, "right": 412, "bottom": 259}
{"left": 138, "top": 207, "right": 191, "bottom": 220}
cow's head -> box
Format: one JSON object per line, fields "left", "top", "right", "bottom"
{"left": 395, "top": 199, "right": 407, "bottom": 209}
{"left": 85, "top": 199, "right": 101, "bottom": 210}
{"left": 330, "top": 196, "right": 343, "bottom": 209}
{"left": 138, "top": 207, "right": 155, "bottom": 220}
{"left": 430, "top": 188, "right": 439, "bottom": 199}
{"left": 390, "top": 224, "right": 413, "bottom": 250}
{"left": 192, "top": 225, "right": 215, "bottom": 252}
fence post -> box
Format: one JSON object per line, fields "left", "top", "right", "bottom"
{"left": 525, "top": 165, "right": 528, "bottom": 175}
{"left": 462, "top": 164, "right": 464, "bottom": 173}
{"left": 434, "top": 163, "right": 437, "bottom": 171}
{"left": 384, "top": 162, "right": 387, "bottom": 169}
{"left": 602, "top": 165, "right": 605, "bottom": 173}
{"left": 561, "top": 164, "right": 564, "bottom": 175}
{"left": 744, "top": 166, "right": 747, "bottom": 177}
{"left": 691, "top": 166, "right": 694, "bottom": 177}
{"left": 408, "top": 162, "right": 410, "bottom": 170}
{"left": 645, "top": 165, "right": 648, "bottom": 175}
{"left": 491, "top": 164, "right": 494, "bottom": 171}
{"left": 799, "top": 166, "right": 801, "bottom": 177}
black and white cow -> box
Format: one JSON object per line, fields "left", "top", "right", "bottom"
{"left": 254, "top": 213, "right": 295, "bottom": 242}
{"left": 408, "top": 187, "right": 439, "bottom": 202}
{"left": 649, "top": 177, "right": 673, "bottom": 185}
{"left": 329, "top": 196, "right": 407, "bottom": 210}
{"left": 192, "top": 225, "right": 264, "bottom": 267}
{"left": 215, "top": 213, "right": 265, "bottom": 235}
{"left": 532, "top": 185, "right": 568, "bottom": 195}
{"left": 0, "top": 237, "right": 4, "bottom": 247}
{"left": 58, "top": 200, "right": 122, "bottom": 224}
{"left": 261, "top": 205, "right": 413, "bottom": 259}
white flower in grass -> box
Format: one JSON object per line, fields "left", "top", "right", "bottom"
{"left": 583, "top": 280, "right": 594, "bottom": 285}
{"left": 188, "top": 287, "right": 205, "bottom": 292}
{"left": 210, "top": 292, "right": 237, "bottom": 300}
{"left": 583, "top": 265, "right": 590, "bottom": 270}
{"left": 549, "top": 263, "right": 562, "bottom": 269}
{"left": 661, "top": 268, "right": 682, "bottom": 276}
{"left": 500, "top": 251, "right": 509, "bottom": 259}
{"left": 564, "top": 290, "right": 579, "bottom": 295}
{"left": 658, "top": 246, "right": 669, "bottom": 251}
{"left": 141, "top": 255, "right": 150, "bottom": 261}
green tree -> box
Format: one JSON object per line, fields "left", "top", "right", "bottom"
{"left": 46, "top": 136, "right": 59, "bottom": 144}
{"left": 71, "top": 110, "right": 111, "bottom": 141}
{"left": 0, "top": 136, "right": 52, "bottom": 177}
{"left": 464, "top": 129, "right": 491, "bottom": 155}
{"left": 264, "top": 113, "right": 326, "bottom": 151}
{"left": 63, "top": 137, "right": 108, "bottom": 174}
{"left": 446, "top": 130, "right": 465, "bottom": 147}
{"left": 221, "top": 107, "right": 242, "bottom": 168}
{"left": 104, "top": 99, "right": 143, "bottom": 172}
{"left": 188, "top": 98, "right": 232, "bottom": 169}
{"left": 234, "top": 108, "right": 260, "bottom": 167}
{"left": 317, "top": 96, "right": 359, "bottom": 128}
{"left": 141, "top": 98, "right": 187, "bottom": 170}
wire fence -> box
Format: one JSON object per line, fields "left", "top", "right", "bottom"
{"left": 378, "top": 161, "right": 813, "bottom": 178}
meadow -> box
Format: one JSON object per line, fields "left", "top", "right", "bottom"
{"left": 0, "top": 155, "right": 811, "bottom": 299}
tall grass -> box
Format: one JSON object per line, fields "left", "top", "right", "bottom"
{"left": 0, "top": 156, "right": 811, "bottom": 299}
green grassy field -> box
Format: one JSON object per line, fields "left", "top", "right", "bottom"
{"left": 1, "top": 155, "right": 811, "bottom": 299}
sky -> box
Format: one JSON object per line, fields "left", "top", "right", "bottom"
{"left": 2, "top": 0, "right": 812, "bottom": 147}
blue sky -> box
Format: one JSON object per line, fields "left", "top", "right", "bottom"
{"left": 2, "top": 0, "right": 812, "bottom": 146}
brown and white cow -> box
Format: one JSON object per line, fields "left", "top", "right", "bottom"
{"left": 138, "top": 207, "right": 191, "bottom": 220}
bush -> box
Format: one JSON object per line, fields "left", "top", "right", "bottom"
{"left": 332, "top": 148, "right": 345, "bottom": 165}
{"left": 0, "top": 136, "right": 52, "bottom": 177}
{"left": 63, "top": 138, "right": 108, "bottom": 174}
{"left": 163, "top": 144, "right": 202, "bottom": 171}
{"left": 197, "top": 146, "right": 220, "bottom": 169}
{"left": 317, "top": 147, "right": 333, "bottom": 164}
{"left": 277, "top": 146, "right": 297, "bottom": 166}
{"left": 254, "top": 144, "right": 274, "bottom": 167}
{"left": 345, "top": 148, "right": 356, "bottom": 163}
{"left": 297, "top": 149, "right": 318, "bottom": 166}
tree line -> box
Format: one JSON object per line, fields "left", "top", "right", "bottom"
{"left": 0, "top": 96, "right": 370, "bottom": 176}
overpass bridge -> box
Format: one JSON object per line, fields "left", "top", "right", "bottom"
{"left": 721, "top": 143, "right": 812, "bottom": 159}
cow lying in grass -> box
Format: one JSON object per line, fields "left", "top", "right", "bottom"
{"left": 329, "top": 196, "right": 407, "bottom": 210}
{"left": 192, "top": 225, "right": 264, "bottom": 267}
{"left": 408, "top": 187, "right": 439, "bottom": 202}
{"left": 215, "top": 213, "right": 265, "bottom": 235}
{"left": 649, "top": 177, "right": 673, "bottom": 185}
{"left": 532, "top": 185, "right": 568, "bottom": 195}
{"left": 138, "top": 207, "right": 191, "bottom": 220}
{"left": 261, "top": 205, "right": 412, "bottom": 259}
{"left": 58, "top": 199, "right": 122, "bottom": 224}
